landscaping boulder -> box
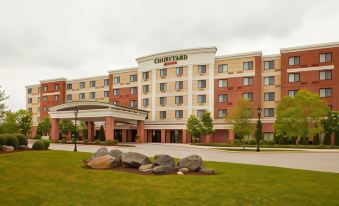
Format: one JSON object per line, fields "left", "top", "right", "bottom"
{"left": 108, "top": 149, "right": 123, "bottom": 158}
{"left": 199, "top": 168, "right": 215, "bottom": 175}
{"left": 154, "top": 154, "right": 175, "bottom": 169}
{"left": 139, "top": 164, "right": 154, "bottom": 173}
{"left": 87, "top": 155, "right": 120, "bottom": 169}
{"left": 18, "top": 145, "right": 28, "bottom": 150}
{"left": 177, "top": 171, "right": 184, "bottom": 175}
{"left": 92, "top": 147, "right": 108, "bottom": 159}
{"left": 152, "top": 166, "right": 172, "bottom": 174}
{"left": 178, "top": 155, "right": 205, "bottom": 172}
{"left": 178, "top": 168, "right": 190, "bottom": 173}
{"left": 121, "top": 152, "right": 151, "bottom": 168}
{"left": 2, "top": 146, "right": 14, "bottom": 152}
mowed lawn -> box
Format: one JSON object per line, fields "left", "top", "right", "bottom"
{"left": 0, "top": 151, "right": 339, "bottom": 206}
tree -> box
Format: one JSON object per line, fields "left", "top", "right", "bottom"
{"left": 77, "top": 121, "right": 87, "bottom": 140}
{"left": 322, "top": 111, "right": 339, "bottom": 145}
{"left": 199, "top": 111, "right": 214, "bottom": 136}
{"left": 1, "top": 111, "right": 19, "bottom": 133}
{"left": 59, "top": 119, "right": 74, "bottom": 139}
{"left": 186, "top": 115, "right": 202, "bottom": 143}
{"left": 0, "top": 85, "right": 9, "bottom": 123}
{"left": 98, "top": 125, "right": 105, "bottom": 141}
{"left": 38, "top": 117, "right": 51, "bottom": 136}
{"left": 16, "top": 109, "right": 33, "bottom": 136}
{"left": 274, "top": 90, "right": 329, "bottom": 145}
{"left": 227, "top": 99, "right": 254, "bottom": 144}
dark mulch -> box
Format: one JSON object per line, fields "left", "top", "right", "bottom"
{"left": 0, "top": 148, "right": 32, "bottom": 154}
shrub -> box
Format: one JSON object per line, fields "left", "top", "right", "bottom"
{"left": 233, "top": 139, "right": 241, "bottom": 145}
{"left": 114, "top": 140, "right": 119, "bottom": 145}
{"left": 41, "top": 140, "right": 50, "bottom": 149}
{"left": 249, "top": 139, "right": 256, "bottom": 145}
{"left": 94, "top": 139, "right": 100, "bottom": 144}
{"left": 32, "top": 140, "right": 45, "bottom": 150}
{"left": 106, "top": 140, "right": 115, "bottom": 146}
{"left": 265, "top": 140, "right": 275, "bottom": 145}
{"left": 313, "top": 136, "right": 320, "bottom": 145}
{"left": 34, "top": 135, "right": 42, "bottom": 140}
{"left": 0, "top": 134, "right": 7, "bottom": 147}
{"left": 61, "top": 139, "right": 67, "bottom": 144}
{"left": 14, "top": 133, "right": 28, "bottom": 146}
{"left": 6, "top": 135, "right": 19, "bottom": 149}
{"left": 83, "top": 139, "right": 88, "bottom": 144}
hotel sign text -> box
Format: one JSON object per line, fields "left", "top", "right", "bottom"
{"left": 154, "top": 55, "right": 188, "bottom": 64}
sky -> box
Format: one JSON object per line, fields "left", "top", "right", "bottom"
{"left": 1, "top": 0, "right": 339, "bottom": 111}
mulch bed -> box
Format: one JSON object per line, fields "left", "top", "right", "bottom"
{"left": 0, "top": 148, "right": 32, "bottom": 154}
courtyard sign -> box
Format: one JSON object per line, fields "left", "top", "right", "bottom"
{"left": 154, "top": 54, "right": 188, "bottom": 64}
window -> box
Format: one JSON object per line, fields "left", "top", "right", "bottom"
{"left": 143, "top": 98, "right": 149, "bottom": 107}
{"left": 27, "top": 88, "right": 32, "bottom": 94}
{"left": 37, "top": 107, "right": 40, "bottom": 113}
{"left": 175, "top": 81, "right": 183, "bottom": 90}
{"left": 80, "top": 82, "right": 85, "bottom": 89}
{"left": 264, "top": 76, "right": 275, "bottom": 85}
{"left": 198, "top": 65, "right": 206, "bottom": 73}
{"left": 28, "top": 98, "right": 32, "bottom": 103}
{"left": 104, "top": 91, "right": 109, "bottom": 97}
{"left": 320, "top": 53, "right": 332, "bottom": 63}
{"left": 320, "top": 88, "right": 332, "bottom": 97}
{"left": 160, "top": 83, "right": 166, "bottom": 91}
{"left": 263, "top": 133, "right": 274, "bottom": 141}
{"left": 130, "top": 87, "right": 137, "bottom": 95}
{"left": 43, "top": 106, "right": 48, "bottom": 112}
{"left": 288, "top": 56, "right": 300, "bottom": 66}
{"left": 175, "top": 96, "right": 183, "bottom": 104}
{"left": 54, "top": 95, "right": 58, "bottom": 101}
{"left": 160, "top": 69, "right": 167, "bottom": 77}
{"left": 218, "top": 64, "right": 228, "bottom": 73}
{"left": 320, "top": 71, "right": 332, "bottom": 80}
{"left": 66, "top": 94, "right": 72, "bottom": 101}
{"left": 176, "top": 67, "right": 183, "bottom": 75}
{"left": 79, "top": 93, "right": 85, "bottom": 100}
{"left": 104, "top": 79, "right": 109, "bottom": 86}
{"left": 38, "top": 97, "right": 40, "bottom": 103}
{"left": 143, "top": 72, "right": 149, "bottom": 80}
{"left": 90, "top": 81, "right": 96, "bottom": 88}
{"left": 288, "top": 73, "right": 300, "bottom": 82}
{"left": 264, "top": 61, "right": 274, "bottom": 70}
{"left": 218, "top": 109, "right": 227, "bottom": 119}
{"left": 113, "top": 89, "right": 119, "bottom": 96}
{"left": 130, "top": 74, "right": 137, "bottom": 82}
{"left": 243, "top": 61, "right": 253, "bottom": 70}
{"left": 130, "top": 100, "right": 137, "bottom": 108}
{"left": 218, "top": 79, "right": 228, "bottom": 87}
{"left": 197, "top": 109, "right": 206, "bottom": 117}
{"left": 198, "top": 95, "right": 206, "bottom": 103}
{"left": 264, "top": 92, "right": 275, "bottom": 101}
{"left": 175, "top": 110, "right": 183, "bottom": 118}
{"left": 288, "top": 90, "right": 298, "bottom": 97}
{"left": 67, "top": 83, "right": 72, "bottom": 90}
{"left": 160, "top": 97, "right": 166, "bottom": 105}
{"left": 28, "top": 108, "right": 32, "bottom": 113}
{"left": 43, "top": 86, "right": 48, "bottom": 92}
{"left": 43, "top": 96, "right": 48, "bottom": 102}
{"left": 143, "top": 85, "right": 149, "bottom": 93}
{"left": 198, "top": 80, "right": 206, "bottom": 88}
{"left": 218, "top": 94, "right": 228, "bottom": 103}
{"left": 89, "top": 92, "right": 96, "bottom": 99}
{"left": 264, "top": 108, "right": 275, "bottom": 117}
{"left": 160, "top": 111, "right": 166, "bottom": 119}
{"left": 113, "top": 101, "right": 119, "bottom": 105}
{"left": 114, "top": 76, "right": 120, "bottom": 84}
{"left": 243, "top": 92, "right": 253, "bottom": 101}
{"left": 38, "top": 87, "right": 40, "bottom": 93}
{"left": 54, "top": 84, "right": 59, "bottom": 91}
{"left": 243, "top": 77, "right": 253, "bottom": 85}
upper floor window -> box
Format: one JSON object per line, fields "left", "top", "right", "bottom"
{"left": 218, "top": 64, "right": 228, "bottom": 73}
{"left": 54, "top": 95, "right": 58, "bottom": 101}
{"left": 198, "top": 65, "right": 206, "bottom": 73}
{"left": 54, "top": 84, "right": 59, "bottom": 91}
{"left": 143, "top": 98, "right": 149, "bottom": 107}
{"left": 198, "top": 95, "right": 206, "bottom": 103}
{"left": 38, "top": 97, "right": 40, "bottom": 103}
{"left": 104, "top": 91, "right": 109, "bottom": 98}
{"left": 27, "top": 108, "right": 32, "bottom": 113}
{"left": 79, "top": 93, "right": 85, "bottom": 100}
{"left": 38, "top": 87, "right": 40, "bottom": 93}
{"left": 243, "top": 92, "right": 253, "bottom": 101}
{"left": 66, "top": 83, "right": 72, "bottom": 90}
{"left": 43, "top": 86, "right": 48, "bottom": 92}
{"left": 320, "top": 53, "right": 332, "bottom": 63}
{"left": 143, "top": 72, "right": 149, "bottom": 80}
{"left": 90, "top": 81, "right": 96, "bottom": 88}
{"left": 243, "top": 61, "right": 253, "bottom": 70}
{"left": 218, "top": 94, "right": 228, "bottom": 103}
{"left": 113, "top": 89, "right": 119, "bottom": 96}
{"left": 320, "top": 70, "right": 332, "bottom": 80}
{"left": 264, "top": 92, "right": 275, "bottom": 101}
{"left": 43, "top": 96, "right": 48, "bottom": 102}
{"left": 264, "top": 108, "right": 275, "bottom": 117}
{"left": 218, "top": 109, "right": 227, "bottom": 119}
{"left": 130, "top": 100, "right": 137, "bottom": 108}
{"left": 288, "top": 56, "right": 300, "bottom": 66}
{"left": 264, "top": 60, "right": 274, "bottom": 70}
{"left": 264, "top": 76, "right": 275, "bottom": 85}
{"left": 160, "top": 69, "right": 167, "bottom": 77}
{"left": 176, "top": 67, "right": 183, "bottom": 75}
{"left": 218, "top": 79, "right": 228, "bottom": 87}
{"left": 104, "top": 79, "right": 109, "bottom": 86}
{"left": 80, "top": 82, "right": 85, "bottom": 89}
{"left": 27, "top": 98, "right": 32, "bottom": 103}
{"left": 43, "top": 106, "right": 48, "bottom": 112}
{"left": 89, "top": 92, "right": 96, "bottom": 99}
{"left": 175, "top": 110, "right": 183, "bottom": 118}
{"left": 160, "top": 97, "right": 166, "bottom": 105}
{"left": 197, "top": 109, "right": 206, "bottom": 118}
{"left": 288, "top": 90, "right": 298, "bottom": 97}
{"left": 175, "top": 81, "right": 183, "bottom": 90}
{"left": 160, "top": 111, "right": 166, "bottom": 119}
{"left": 130, "top": 74, "right": 137, "bottom": 82}
{"left": 288, "top": 73, "right": 300, "bottom": 82}
{"left": 175, "top": 96, "right": 183, "bottom": 104}
{"left": 130, "top": 87, "right": 137, "bottom": 95}
{"left": 320, "top": 88, "right": 332, "bottom": 97}
{"left": 243, "top": 77, "right": 253, "bottom": 86}
{"left": 160, "top": 83, "right": 166, "bottom": 92}
{"left": 143, "top": 85, "right": 149, "bottom": 93}
{"left": 198, "top": 80, "right": 206, "bottom": 88}
{"left": 66, "top": 94, "right": 72, "bottom": 101}
{"left": 114, "top": 76, "right": 120, "bottom": 84}
{"left": 27, "top": 88, "right": 32, "bottom": 94}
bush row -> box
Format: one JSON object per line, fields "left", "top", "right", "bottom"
{"left": 0, "top": 133, "right": 28, "bottom": 149}
{"left": 32, "top": 140, "right": 50, "bottom": 150}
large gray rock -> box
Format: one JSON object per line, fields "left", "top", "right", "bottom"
{"left": 92, "top": 147, "right": 108, "bottom": 159}
{"left": 139, "top": 164, "right": 154, "bottom": 173}
{"left": 18, "top": 145, "right": 28, "bottom": 150}
{"left": 178, "top": 155, "right": 205, "bottom": 172}
{"left": 178, "top": 168, "right": 190, "bottom": 173}
{"left": 154, "top": 154, "right": 175, "bottom": 169}
{"left": 108, "top": 149, "right": 123, "bottom": 158}
{"left": 121, "top": 152, "right": 151, "bottom": 168}
{"left": 2, "top": 146, "right": 14, "bottom": 152}
{"left": 87, "top": 155, "right": 120, "bottom": 169}
{"left": 152, "top": 166, "right": 172, "bottom": 174}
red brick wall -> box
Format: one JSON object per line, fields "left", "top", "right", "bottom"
{"left": 40, "top": 80, "right": 66, "bottom": 119}
{"left": 109, "top": 73, "right": 138, "bottom": 108}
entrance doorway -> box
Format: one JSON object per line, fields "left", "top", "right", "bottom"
{"left": 151, "top": 130, "right": 161, "bottom": 143}
{"left": 170, "top": 130, "right": 182, "bottom": 143}
{"left": 131, "top": 129, "right": 137, "bottom": 142}
{"left": 114, "top": 129, "right": 122, "bottom": 142}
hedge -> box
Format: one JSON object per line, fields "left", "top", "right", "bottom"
{"left": 32, "top": 140, "right": 45, "bottom": 150}
{"left": 6, "top": 135, "right": 19, "bottom": 149}
{"left": 41, "top": 140, "right": 50, "bottom": 149}
{"left": 14, "top": 133, "right": 28, "bottom": 146}
{"left": 0, "top": 134, "right": 8, "bottom": 147}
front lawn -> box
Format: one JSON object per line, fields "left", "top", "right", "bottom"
{"left": 0, "top": 151, "right": 339, "bottom": 206}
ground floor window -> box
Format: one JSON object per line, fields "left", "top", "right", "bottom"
{"left": 263, "top": 132, "right": 274, "bottom": 141}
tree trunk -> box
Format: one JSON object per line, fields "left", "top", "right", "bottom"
{"left": 296, "top": 135, "right": 301, "bottom": 145}
{"left": 331, "top": 132, "right": 335, "bottom": 145}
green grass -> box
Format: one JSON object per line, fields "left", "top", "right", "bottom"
{"left": 197, "top": 143, "right": 339, "bottom": 149}
{"left": 217, "top": 148, "right": 304, "bottom": 152}
{"left": 1, "top": 151, "right": 339, "bottom": 206}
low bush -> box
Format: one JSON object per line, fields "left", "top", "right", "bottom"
{"left": 265, "top": 140, "right": 275, "bottom": 145}
{"left": 83, "top": 139, "right": 88, "bottom": 144}
{"left": 32, "top": 140, "right": 45, "bottom": 150}
{"left": 6, "top": 135, "right": 19, "bottom": 149}
{"left": 0, "top": 134, "right": 8, "bottom": 147}
{"left": 106, "top": 140, "right": 115, "bottom": 146}
{"left": 94, "top": 139, "right": 100, "bottom": 144}
{"left": 249, "top": 139, "right": 256, "bottom": 145}
{"left": 41, "top": 140, "right": 50, "bottom": 149}
{"left": 61, "top": 139, "right": 67, "bottom": 144}
{"left": 15, "top": 133, "right": 28, "bottom": 146}
{"left": 34, "top": 135, "right": 42, "bottom": 140}
{"left": 114, "top": 140, "right": 119, "bottom": 145}
{"left": 233, "top": 139, "right": 241, "bottom": 145}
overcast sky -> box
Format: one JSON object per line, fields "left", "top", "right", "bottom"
{"left": 1, "top": 0, "right": 339, "bottom": 111}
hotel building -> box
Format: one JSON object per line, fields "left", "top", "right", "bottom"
{"left": 26, "top": 41, "right": 339, "bottom": 143}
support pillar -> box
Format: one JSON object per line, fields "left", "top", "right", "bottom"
{"left": 87, "top": 122, "right": 94, "bottom": 142}
{"left": 331, "top": 132, "right": 335, "bottom": 145}
{"left": 166, "top": 130, "right": 171, "bottom": 143}
{"left": 137, "top": 120, "right": 144, "bottom": 143}
{"left": 51, "top": 118, "right": 59, "bottom": 142}
{"left": 161, "top": 129, "right": 166, "bottom": 143}
{"left": 229, "top": 129, "right": 235, "bottom": 144}
{"left": 206, "top": 134, "right": 212, "bottom": 143}
{"left": 182, "top": 129, "right": 187, "bottom": 144}
{"left": 105, "top": 117, "right": 114, "bottom": 141}
{"left": 122, "top": 129, "right": 127, "bottom": 143}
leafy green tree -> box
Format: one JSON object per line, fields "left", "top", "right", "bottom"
{"left": 322, "top": 111, "right": 339, "bottom": 145}
{"left": 274, "top": 90, "right": 329, "bottom": 145}
{"left": 59, "top": 119, "right": 74, "bottom": 139}
{"left": 0, "top": 85, "right": 9, "bottom": 123}
{"left": 1, "top": 111, "right": 19, "bottom": 133}
{"left": 98, "top": 125, "right": 105, "bottom": 141}
{"left": 77, "top": 121, "right": 87, "bottom": 140}
{"left": 199, "top": 111, "right": 214, "bottom": 136}
{"left": 38, "top": 117, "right": 51, "bottom": 136}
{"left": 255, "top": 117, "right": 263, "bottom": 151}
{"left": 186, "top": 115, "right": 202, "bottom": 143}
{"left": 16, "top": 109, "right": 33, "bottom": 136}
{"left": 227, "top": 99, "right": 254, "bottom": 144}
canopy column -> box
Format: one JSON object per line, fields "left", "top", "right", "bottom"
{"left": 51, "top": 118, "right": 59, "bottom": 142}
{"left": 137, "top": 120, "right": 144, "bottom": 143}
{"left": 105, "top": 117, "right": 114, "bottom": 141}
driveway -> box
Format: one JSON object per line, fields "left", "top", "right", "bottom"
{"left": 44, "top": 143, "right": 339, "bottom": 173}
